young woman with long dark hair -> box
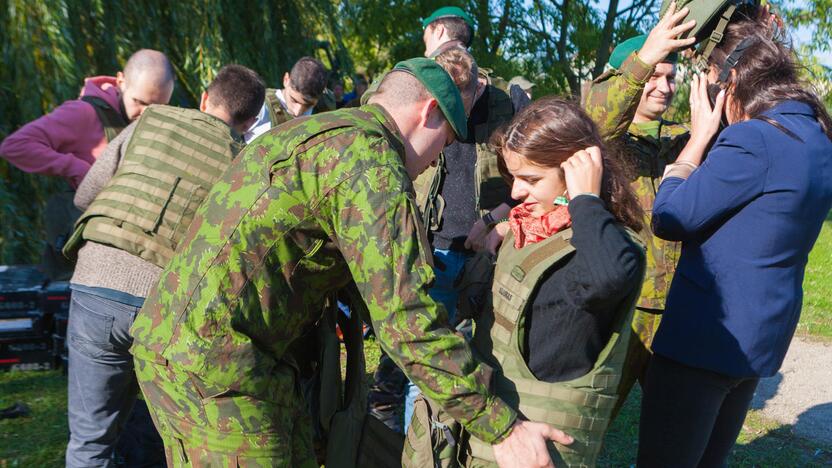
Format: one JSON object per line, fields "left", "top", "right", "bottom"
{"left": 448, "top": 98, "right": 647, "bottom": 466}
{"left": 638, "top": 16, "right": 832, "bottom": 467}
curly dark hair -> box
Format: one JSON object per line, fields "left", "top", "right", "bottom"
{"left": 491, "top": 97, "right": 644, "bottom": 232}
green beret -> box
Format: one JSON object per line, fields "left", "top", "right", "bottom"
{"left": 608, "top": 34, "right": 678, "bottom": 69}
{"left": 422, "top": 6, "right": 475, "bottom": 31}
{"left": 393, "top": 57, "right": 468, "bottom": 140}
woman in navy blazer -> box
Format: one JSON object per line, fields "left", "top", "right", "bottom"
{"left": 637, "top": 17, "right": 832, "bottom": 467}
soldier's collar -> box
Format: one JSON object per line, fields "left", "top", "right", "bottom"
{"left": 363, "top": 103, "right": 406, "bottom": 156}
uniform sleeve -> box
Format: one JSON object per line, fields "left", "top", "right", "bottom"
{"left": 0, "top": 100, "right": 101, "bottom": 188}
{"left": 652, "top": 124, "right": 768, "bottom": 241}
{"left": 74, "top": 120, "right": 137, "bottom": 210}
{"left": 328, "top": 153, "right": 517, "bottom": 444}
{"left": 583, "top": 52, "right": 653, "bottom": 139}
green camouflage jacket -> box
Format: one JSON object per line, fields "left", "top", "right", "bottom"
{"left": 585, "top": 53, "right": 690, "bottom": 310}
{"left": 130, "top": 104, "right": 516, "bottom": 444}
{"left": 583, "top": 52, "right": 654, "bottom": 140}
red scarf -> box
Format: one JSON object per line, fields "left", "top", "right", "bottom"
{"left": 509, "top": 202, "right": 572, "bottom": 249}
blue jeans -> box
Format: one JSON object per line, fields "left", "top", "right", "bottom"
{"left": 65, "top": 288, "right": 162, "bottom": 467}
{"left": 403, "top": 248, "right": 470, "bottom": 432}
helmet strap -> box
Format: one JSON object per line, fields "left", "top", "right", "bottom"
{"left": 718, "top": 36, "right": 755, "bottom": 82}
{"left": 694, "top": 3, "right": 738, "bottom": 71}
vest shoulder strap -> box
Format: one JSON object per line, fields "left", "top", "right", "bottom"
{"left": 264, "top": 88, "right": 291, "bottom": 127}
{"left": 81, "top": 95, "right": 128, "bottom": 142}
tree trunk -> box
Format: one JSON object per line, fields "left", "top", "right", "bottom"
{"left": 592, "top": 0, "right": 619, "bottom": 78}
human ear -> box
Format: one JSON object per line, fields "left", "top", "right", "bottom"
{"left": 116, "top": 71, "right": 127, "bottom": 91}
{"left": 419, "top": 98, "right": 441, "bottom": 128}
{"left": 199, "top": 91, "right": 210, "bottom": 113}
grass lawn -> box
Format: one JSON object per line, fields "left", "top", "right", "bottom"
{"left": 796, "top": 215, "right": 832, "bottom": 341}
{"left": 1, "top": 217, "right": 830, "bottom": 466}
{"left": 0, "top": 370, "right": 67, "bottom": 466}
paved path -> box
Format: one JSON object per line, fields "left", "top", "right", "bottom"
{"left": 751, "top": 337, "right": 832, "bottom": 446}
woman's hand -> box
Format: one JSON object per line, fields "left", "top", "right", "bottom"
{"left": 562, "top": 146, "right": 603, "bottom": 199}
{"left": 466, "top": 203, "right": 511, "bottom": 251}
{"left": 671, "top": 72, "right": 726, "bottom": 170}
{"left": 683, "top": 73, "right": 726, "bottom": 163}
{"left": 464, "top": 218, "right": 490, "bottom": 252}
{"left": 638, "top": 1, "right": 697, "bottom": 67}
{"left": 485, "top": 221, "right": 511, "bottom": 255}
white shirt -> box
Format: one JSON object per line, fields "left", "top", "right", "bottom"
{"left": 243, "top": 89, "right": 313, "bottom": 144}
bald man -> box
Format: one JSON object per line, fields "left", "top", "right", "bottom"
{"left": 0, "top": 49, "right": 175, "bottom": 281}
{"left": 1, "top": 48, "right": 175, "bottom": 188}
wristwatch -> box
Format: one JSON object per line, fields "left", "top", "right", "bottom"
{"left": 481, "top": 211, "right": 497, "bottom": 228}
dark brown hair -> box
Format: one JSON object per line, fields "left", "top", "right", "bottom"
{"left": 709, "top": 17, "right": 832, "bottom": 139}
{"left": 289, "top": 56, "right": 327, "bottom": 100}
{"left": 430, "top": 17, "right": 472, "bottom": 47}
{"left": 492, "top": 97, "right": 644, "bottom": 232}
{"left": 206, "top": 64, "right": 265, "bottom": 127}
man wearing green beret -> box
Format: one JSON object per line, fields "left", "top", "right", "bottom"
{"left": 129, "top": 55, "right": 573, "bottom": 466}
{"left": 584, "top": 2, "right": 697, "bottom": 409}
{"left": 422, "top": 6, "right": 475, "bottom": 56}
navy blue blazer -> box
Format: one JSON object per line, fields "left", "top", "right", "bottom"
{"left": 651, "top": 101, "right": 832, "bottom": 378}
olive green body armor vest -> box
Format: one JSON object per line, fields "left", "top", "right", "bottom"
{"left": 63, "top": 105, "right": 243, "bottom": 267}
{"left": 264, "top": 88, "right": 293, "bottom": 128}
{"left": 413, "top": 85, "right": 514, "bottom": 231}
{"left": 81, "top": 95, "right": 129, "bottom": 142}
{"left": 404, "top": 228, "right": 646, "bottom": 468}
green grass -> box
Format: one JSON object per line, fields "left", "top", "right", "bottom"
{"left": 797, "top": 216, "right": 832, "bottom": 341}
{"left": 1, "top": 218, "right": 830, "bottom": 466}
{"left": 3, "top": 338, "right": 832, "bottom": 467}
{"left": 0, "top": 370, "right": 67, "bottom": 466}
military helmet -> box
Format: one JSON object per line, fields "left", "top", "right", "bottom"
{"left": 659, "top": 0, "right": 760, "bottom": 68}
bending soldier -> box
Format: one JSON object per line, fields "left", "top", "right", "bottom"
{"left": 61, "top": 65, "right": 264, "bottom": 468}
{"left": 130, "top": 56, "right": 573, "bottom": 467}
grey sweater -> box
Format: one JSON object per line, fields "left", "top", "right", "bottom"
{"left": 70, "top": 121, "right": 163, "bottom": 299}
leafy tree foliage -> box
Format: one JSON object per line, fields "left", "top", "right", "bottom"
{"left": 1, "top": 0, "right": 829, "bottom": 264}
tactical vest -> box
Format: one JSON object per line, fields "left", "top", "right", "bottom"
{"left": 81, "top": 95, "right": 129, "bottom": 142}
{"left": 264, "top": 88, "right": 293, "bottom": 128}
{"left": 404, "top": 228, "right": 646, "bottom": 468}
{"left": 63, "top": 105, "right": 243, "bottom": 268}
{"left": 413, "top": 84, "right": 514, "bottom": 232}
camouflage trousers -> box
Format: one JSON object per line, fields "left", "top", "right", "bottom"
{"left": 134, "top": 356, "right": 317, "bottom": 468}
{"left": 611, "top": 307, "right": 663, "bottom": 420}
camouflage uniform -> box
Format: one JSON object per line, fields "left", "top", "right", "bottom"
{"left": 585, "top": 51, "right": 690, "bottom": 401}
{"left": 130, "top": 105, "right": 516, "bottom": 465}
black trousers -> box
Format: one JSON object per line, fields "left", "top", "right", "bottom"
{"left": 637, "top": 353, "right": 759, "bottom": 468}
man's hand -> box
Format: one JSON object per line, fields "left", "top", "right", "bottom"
{"left": 492, "top": 420, "right": 574, "bottom": 468}
{"left": 638, "top": 1, "right": 697, "bottom": 67}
